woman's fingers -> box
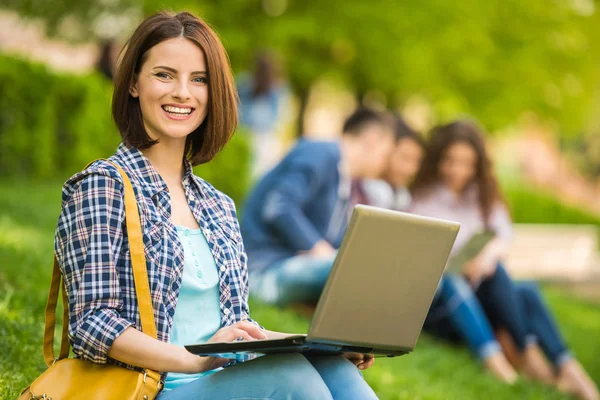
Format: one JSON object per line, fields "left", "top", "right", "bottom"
{"left": 206, "top": 356, "right": 230, "bottom": 369}
{"left": 235, "top": 320, "right": 268, "bottom": 339}
{"left": 229, "top": 328, "right": 255, "bottom": 342}
{"left": 209, "top": 321, "right": 267, "bottom": 343}
{"left": 344, "top": 352, "right": 376, "bottom": 369}
{"left": 359, "top": 355, "right": 375, "bottom": 370}
{"left": 211, "top": 327, "right": 253, "bottom": 343}
{"left": 343, "top": 352, "right": 363, "bottom": 362}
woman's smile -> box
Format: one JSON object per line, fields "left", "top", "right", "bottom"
{"left": 162, "top": 104, "right": 196, "bottom": 120}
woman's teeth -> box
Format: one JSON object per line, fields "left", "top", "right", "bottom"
{"left": 162, "top": 105, "right": 193, "bottom": 115}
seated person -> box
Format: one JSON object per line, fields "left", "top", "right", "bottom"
{"left": 54, "top": 11, "right": 378, "bottom": 399}
{"left": 410, "top": 120, "right": 599, "bottom": 399}
{"left": 241, "top": 108, "right": 394, "bottom": 306}
{"left": 356, "top": 117, "right": 517, "bottom": 382}
{"left": 357, "top": 114, "right": 424, "bottom": 211}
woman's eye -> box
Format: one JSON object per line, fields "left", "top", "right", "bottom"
{"left": 156, "top": 72, "right": 171, "bottom": 79}
{"left": 193, "top": 77, "right": 207, "bottom": 84}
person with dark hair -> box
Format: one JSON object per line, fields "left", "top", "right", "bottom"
{"left": 358, "top": 114, "right": 425, "bottom": 210}
{"left": 409, "top": 120, "right": 599, "bottom": 399}
{"left": 96, "top": 39, "right": 118, "bottom": 80}
{"left": 241, "top": 107, "right": 394, "bottom": 307}
{"left": 237, "top": 51, "right": 290, "bottom": 177}
{"left": 55, "top": 11, "right": 378, "bottom": 399}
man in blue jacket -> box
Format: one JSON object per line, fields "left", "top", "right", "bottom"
{"left": 241, "top": 108, "right": 395, "bottom": 306}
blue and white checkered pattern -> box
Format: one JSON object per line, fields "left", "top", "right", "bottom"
{"left": 55, "top": 143, "right": 256, "bottom": 373}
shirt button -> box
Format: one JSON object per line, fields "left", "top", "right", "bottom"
{"left": 223, "top": 308, "right": 231, "bottom": 315}
{"left": 220, "top": 265, "right": 226, "bottom": 272}
{"left": 185, "top": 229, "right": 190, "bottom": 236}
{"left": 192, "top": 251, "right": 196, "bottom": 256}
{"left": 194, "top": 260, "right": 200, "bottom": 267}
{"left": 196, "top": 270, "right": 203, "bottom": 278}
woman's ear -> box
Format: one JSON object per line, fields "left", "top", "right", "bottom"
{"left": 129, "top": 77, "right": 139, "bottom": 98}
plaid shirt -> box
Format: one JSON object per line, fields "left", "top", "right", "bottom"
{"left": 54, "top": 143, "right": 257, "bottom": 373}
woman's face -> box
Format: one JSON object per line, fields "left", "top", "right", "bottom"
{"left": 130, "top": 37, "right": 209, "bottom": 143}
{"left": 439, "top": 141, "right": 478, "bottom": 193}
{"left": 386, "top": 138, "right": 424, "bottom": 187}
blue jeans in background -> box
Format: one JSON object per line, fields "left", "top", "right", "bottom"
{"left": 515, "top": 282, "right": 570, "bottom": 367}
{"left": 157, "top": 353, "right": 378, "bottom": 400}
{"left": 249, "top": 254, "right": 336, "bottom": 306}
{"left": 425, "top": 273, "right": 502, "bottom": 360}
{"left": 426, "top": 264, "right": 570, "bottom": 368}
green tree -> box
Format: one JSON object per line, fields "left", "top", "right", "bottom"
{"left": 5, "top": 0, "right": 600, "bottom": 134}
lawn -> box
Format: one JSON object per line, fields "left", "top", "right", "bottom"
{"left": 1, "top": 180, "right": 599, "bottom": 399}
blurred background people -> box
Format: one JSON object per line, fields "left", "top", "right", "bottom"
{"left": 237, "top": 51, "right": 291, "bottom": 178}
{"left": 357, "top": 114, "right": 425, "bottom": 211}
{"left": 241, "top": 108, "right": 394, "bottom": 306}
{"left": 410, "top": 120, "right": 599, "bottom": 400}
{"left": 95, "top": 39, "right": 118, "bottom": 81}
{"left": 356, "top": 117, "right": 518, "bottom": 383}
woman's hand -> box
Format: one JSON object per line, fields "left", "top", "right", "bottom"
{"left": 462, "top": 237, "right": 509, "bottom": 286}
{"left": 343, "top": 352, "right": 375, "bottom": 370}
{"left": 462, "top": 252, "right": 497, "bottom": 286}
{"left": 194, "top": 320, "right": 269, "bottom": 372}
{"left": 207, "top": 320, "right": 268, "bottom": 344}
{"left": 305, "top": 240, "right": 336, "bottom": 258}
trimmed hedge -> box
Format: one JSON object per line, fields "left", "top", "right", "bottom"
{"left": 0, "top": 54, "right": 251, "bottom": 205}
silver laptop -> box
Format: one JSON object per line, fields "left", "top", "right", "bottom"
{"left": 186, "top": 205, "right": 460, "bottom": 360}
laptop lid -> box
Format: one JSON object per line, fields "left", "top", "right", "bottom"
{"left": 307, "top": 205, "right": 460, "bottom": 352}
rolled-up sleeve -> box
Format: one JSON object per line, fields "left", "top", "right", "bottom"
{"left": 54, "top": 171, "right": 133, "bottom": 364}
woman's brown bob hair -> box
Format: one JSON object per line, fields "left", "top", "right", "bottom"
{"left": 411, "top": 120, "right": 505, "bottom": 225}
{"left": 112, "top": 11, "right": 238, "bottom": 165}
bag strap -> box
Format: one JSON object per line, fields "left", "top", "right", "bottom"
{"left": 43, "top": 159, "right": 159, "bottom": 370}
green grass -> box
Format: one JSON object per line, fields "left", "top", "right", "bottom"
{"left": 2, "top": 180, "right": 599, "bottom": 399}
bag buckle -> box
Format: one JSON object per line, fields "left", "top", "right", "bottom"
{"left": 30, "top": 395, "right": 52, "bottom": 400}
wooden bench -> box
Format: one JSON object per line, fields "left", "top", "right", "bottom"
{"left": 504, "top": 224, "right": 600, "bottom": 282}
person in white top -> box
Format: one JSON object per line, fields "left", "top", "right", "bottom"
{"left": 359, "top": 115, "right": 424, "bottom": 211}
{"left": 410, "top": 120, "right": 598, "bottom": 400}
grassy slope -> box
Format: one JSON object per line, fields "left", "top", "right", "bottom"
{"left": 1, "top": 181, "right": 598, "bottom": 399}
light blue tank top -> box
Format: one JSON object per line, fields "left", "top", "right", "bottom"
{"left": 163, "top": 226, "right": 222, "bottom": 391}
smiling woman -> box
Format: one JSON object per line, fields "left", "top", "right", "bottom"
{"left": 36, "top": 10, "right": 379, "bottom": 400}
{"left": 112, "top": 11, "right": 237, "bottom": 165}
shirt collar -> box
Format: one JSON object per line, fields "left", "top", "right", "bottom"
{"left": 114, "top": 143, "right": 207, "bottom": 202}
{"left": 114, "top": 143, "right": 168, "bottom": 197}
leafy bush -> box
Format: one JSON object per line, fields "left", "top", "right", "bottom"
{"left": 0, "top": 54, "right": 251, "bottom": 205}
{"left": 504, "top": 183, "right": 600, "bottom": 227}
{"left": 504, "top": 183, "right": 600, "bottom": 248}
{"left": 194, "top": 133, "right": 251, "bottom": 206}
{"left": 0, "top": 55, "right": 118, "bottom": 178}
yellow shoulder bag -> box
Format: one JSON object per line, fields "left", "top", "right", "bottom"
{"left": 19, "top": 161, "right": 162, "bottom": 400}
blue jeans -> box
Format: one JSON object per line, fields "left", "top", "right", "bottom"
{"left": 249, "top": 254, "right": 336, "bottom": 306}
{"left": 425, "top": 274, "right": 501, "bottom": 360}
{"left": 501, "top": 281, "right": 571, "bottom": 367}
{"left": 157, "top": 353, "right": 378, "bottom": 400}
{"left": 426, "top": 265, "right": 570, "bottom": 367}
